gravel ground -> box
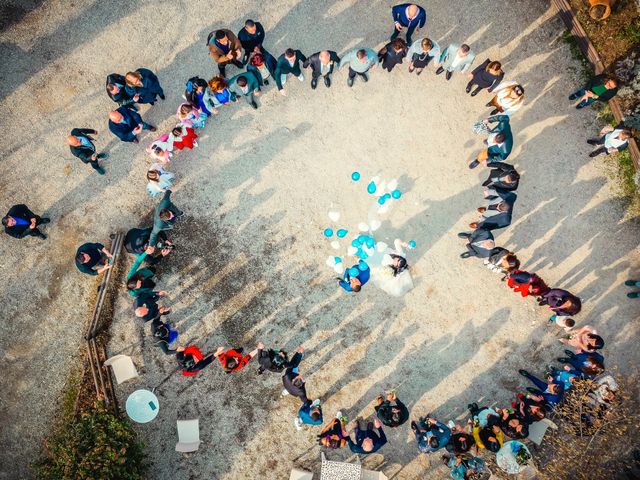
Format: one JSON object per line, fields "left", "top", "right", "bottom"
{"left": 1, "top": 1, "right": 639, "bottom": 479}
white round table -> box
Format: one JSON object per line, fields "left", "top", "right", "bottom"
{"left": 496, "top": 440, "right": 531, "bottom": 474}
{"left": 126, "top": 389, "right": 159, "bottom": 423}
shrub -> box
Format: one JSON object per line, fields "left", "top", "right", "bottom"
{"left": 33, "top": 402, "right": 147, "bottom": 480}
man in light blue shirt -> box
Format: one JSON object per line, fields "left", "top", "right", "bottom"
{"left": 339, "top": 48, "right": 378, "bottom": 87}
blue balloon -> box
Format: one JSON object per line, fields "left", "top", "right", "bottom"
{"left": 408, "top": 240, "right": 417, "bottom": 248}
{"left": 351, "top": 171, "right": 361, "bottom": 181}
{"left": 367, "top": 181, "right": 376, "bottom": 194}
{"left": 337, "top": 229, "right": 348, "bottom": 238}
{"left": 323, "top": 228, "right": 333, "bottom": 237}
{"left": 358, "top": 260, "right": 369, "bottom": 271}
{"left": 334, "top": 257, "right": 342, "bottom": 263}
{"left": 351, "top": 238, "right": 361, "bottom": 247}
{"left": 378, "top": 196, "right": 387, "bottom": 205}
{"left": 360, "top": 251, "right": 369, "bottom": 259}
{"left": 392, "top": 189, "right": 402, "bottom": 199}
{"left": 348, "top": 267, "right": 360, "bottom": 277}
{"left": 365, "top": 238, "right": 375, "bottom": 248}
{"left": 383, "top": 193, "right": 392, "bottom": 199}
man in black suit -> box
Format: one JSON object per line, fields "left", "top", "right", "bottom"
{"left": 471, "top": 190, "right": 517, "bottom": 231}
{"left": 303, "top": 50, "right": 341, "bottom": 89}
{"left": 458, "top": 228, "right": 495, "bottom": 259}
{"left": 67, "top": 128, "right": 108, "bottom": 175}
{"left": 237, "top": 19, "right": 265, "bottom": 64}
{"left": 275, "top": 48, "right": 307, "bottom": 96}
{"left": 2, "top": 204, "right": 50, "bottom": 240}
{"left": 482, "top": 162, "right": 520, "bottom": 192}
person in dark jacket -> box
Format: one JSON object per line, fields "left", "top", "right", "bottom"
{"left": 2, "top": 204, "right": 50, "bottom": 240}
{"left": 176, "top": 345, "right": 214, "bottom": 376}
{"left": 347, "top": 418, "right": 387, "bottom": 454}
{"left": 247, "top": 51, "right": 278, "bottom": 87}
{"left": 458, "top": 228, "right": 495, "bottom": 258}
{"left": 238, "top": 19, "right": 265, "bottom": 64}
{"left": 214, "top": 344, "right": 261, "bottom": 373}
{"left": 134, "top": 291, "right": 169, "bottom": 322}
{"left": 538, "top": 288, "right": 581, "bottom": 321}
{"left": 378, "top": 38, "right": 408, "bottom": 72}
{"left": 207, "top": 29, "right": 244, "bottom": 77}
{"left": 125, "top": 68, "right": 165, "bottom": 105}
{"left": 66, "top": 128, "right": 107, "bottom": 175}
{"left": 447, "top": 430, "right": 475, "bottom": 455}
{"left": 482, "top": 162, "right": 520, "bottom": 192}
{"left": 184, "top": 76, "right": 215, "bottom": 117}
{"left": 256, "top": 346, "right": 289, "bottom": 374}
{"left": 275, "top": 48, "right": 308, "bottom": 95}
{"left": 75, "top": 242, "right": 113, "bottom": 275}
{"left": 374, "top": 391, "right": 409, "bottom": 427}
{"left": 124, "top": 227, "right": 174, "bottom": 264}
{"left": 569, "top": 74, "right": 618, "bottom": 109}
{"left": 282, "top": 347, "right": 308, "bottom": 400}
{"left": 484, "top": 247, "right": 520, "bottom": 279}
{"left": 470, "top": 190, "right": 516, "bottom": 231}
{"left": 466, "top": 59, "right": 504, "bottom": 96}
{"left": 303, "top": 50, "right": 341, "bottom": 89}
{"left": 390, "top": 3, "right": 426, "bottom": 45}
{"left": 558, "top": 350, "right": 605, "bottom": 375}
{"left": 469, "top": 115, "right": 513, "bottom": 169}
{"left": 150, "top": 318, "right": 178, "bottom": 355}
{"left": 411, "top": 416, "right": 451, "bottom": 453}
{"left": 108, "top": 106, "right": 155, "bottom": 143}
{"left": 126, "top": 250, "right": 159, "bottom": 298}
{"left": 518, "top": 369, "right": 565, "bottom": 410}
{"left": 497, "top": 408, "right": 529, "bottom": 439}
{"left": 105, "top": 73, "right": 137, "bottom": 108}
{"left": 148, "top": 190, "right": 183, "bottom": 249}
{"left": 338, "top": 260, "right": 370, "bottom": 292}
{"left": 228, "top": 71, "right": 262, "bottom": 109}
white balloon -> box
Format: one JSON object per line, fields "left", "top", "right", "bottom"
{"left": 347, "top": 246, "right": 358, "bottom": 256}
{"left": 371, "top": 176, "right": 380, "bottom": 185}
{"left": 326, "top": 256, "right": 336, "bottom": 267}
{"left": 328, "top": 211, "right": 340, "bottom": 222}
{"left": 375, "top": 181, "right": 387, "bottom": 196}
{"left": 334, "top": 263, "right": 344, "bottom": 274}
{"left": 387, "top": 178, "right": 398, "bottom": 192}
{"left": 369, "top": 219, "right": 381, "bottom": 231}
{"left": 358, "top": 222, "right": 369, "bottom": 232}
{"left": 377, "top": 203, "right": 390, "bottom": 214}
{"left": 376, "top": 241, "right": 388, "bottom": 252}
{"left": 364, "top": 245, "right": 375, "bottom": 256}
{"left": 330, "top": 240, "right": 340, "bottom": 250}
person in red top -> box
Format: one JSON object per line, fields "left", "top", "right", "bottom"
{"left": 506, "top": 270, "right": 549, "bottom": 298}
{"left": 176, "top": 345, "right": 214, "bottom": 376}
{"left": 214, "top": 342, "right": 262, "bottom": 373}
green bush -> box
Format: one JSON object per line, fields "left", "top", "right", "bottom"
{"left": 33, "top": 403, "right": 147, "bottom": 480}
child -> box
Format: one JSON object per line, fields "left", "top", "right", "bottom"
{"left": 177, "top": 102, "right": 206, "bottom": 129}
{"left": 295, "top": 399, "right": 322, "bottom": 430}
{"left": 549, "top": 316, "right": 575, "bottom": 331}
{"left": 214, "top": 344, "right": 261, "bottom": 374}
{"left": 146, "top": 134, "right": 173, "bottom": 164}
{"left": 171, "top": 124, "right": 198, "bottom": 151}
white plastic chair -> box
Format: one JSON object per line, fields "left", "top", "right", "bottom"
{"left": 103, "top": 355, "right": 138, "bottom": 384}
{"left": 175, "top": 419, "right": 201, "bottom": 452}
{"left": 289, "top": 468, "right": 313, "bottom": 480}
{"left": 526, "top": 417, "right": 558, "bottom": 445}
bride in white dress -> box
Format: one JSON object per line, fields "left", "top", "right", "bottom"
{"left": 370, "top": 239, "right": 414, "bottom": 297}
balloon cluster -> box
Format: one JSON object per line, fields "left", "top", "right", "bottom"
{"left": 352, "top": 171, "right": 402, "bottom": 210}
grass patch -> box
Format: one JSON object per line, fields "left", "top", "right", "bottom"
{"left": 561, "top": 30, "right": 593, "bottom": 82}
{"left": 616, "top": 18, "right": 640, "bottom": 44}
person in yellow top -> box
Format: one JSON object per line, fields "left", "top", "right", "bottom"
{"left": 467, "top": 403, "right": 504, "bottom": 453}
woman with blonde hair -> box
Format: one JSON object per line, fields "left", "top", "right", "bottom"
{"left": 146, "top": 164, "right": 174, "bottom": 198}
{"left": 487, "top": 81, "right": 524, "bottom": 116}
{"left": 124, "top": 68, "right": 165, "bottom": 105}
{"left": 466, "top": 59, "right": 504, "bottom": 96}
{"left": 407, "top": 37, "right": 440, "bottom": 75}
{"left": 208, "top": 76, "right": 238, "bottom": 114}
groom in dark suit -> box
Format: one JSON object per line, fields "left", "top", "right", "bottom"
{"left": 303, "top": 50, "right": 341, "bottom": 89}
{"left": 2, "top": 204, "right": 50, "bottom": 240}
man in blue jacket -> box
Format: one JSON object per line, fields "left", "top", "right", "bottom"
{"left": 347, "top": 418, "right": 387, "bottom": 454}
{"left": 338, "top": 260, "right": 370, "bottom": 292}
{"left": 67, "top": 128, "right": 107, "bottom": 175}
{"left": 108, "top": 106, "right": 155, "bottom": 144}
{"left": 2, "top": 204, "right": 50, "bottom": 240}
{"left": 390, "top": 3, "right": 426, "bottom": 45}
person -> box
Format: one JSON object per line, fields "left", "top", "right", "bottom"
{"left": 447, "top": 427, "right": 475, "bottom": 455}
{"left": 207, "top": 29, "right": 243, "bottom": 77}
{"left": 148, "top": 190, "right": 184, "bottom": 248}
{"left": 303, "top": 50, "right": 341, "bottom": 89}
{"left": 146, "top": 163, "right": 174, "bottom": 198}
{"left": 507, "top": 270, "right": 549, "bottom": 298}
{"left": 518, "top": 369, "right": 565, "bottom": 410}
{"left": 373, "top": 239, "right": 414, "bottom": 297}
{"left": 126, "top": 249, "right": 158, "bottom": 298}
{"left": 75, "top": 242, "right": 113, "bottom": 275}
{"left": 481, "top": 161, "right": 520, "bottom": 192}
{"left": 214, "top": 344, "right": 261, "bottom": 373}
{"left": 237, "top": 19, "right": 265, "bottom": 64}
{"left": 108, "top": 106, "right": 156, "bottom": 144}
{"left": 443, "top": 453, "right": 486, "bottom": 480}
{"left": 125, "top": 68, "right": 165, "bottom": 105}
{"left": 146, "top": 133, "right": 173, "bottom": 164}
{"left": 106, "top": 73, "right": 136, "bottom": 108}
{"left": 560, "top": 325, "right": 604, "bottom": 353}
{"left": 469, "top": 115, "right": 514, "bottom": 169}
{"left": 496, "top": 408, "right": 529, "bottom": 439}
{"left": 586, "top": 372, "right": 618, "bottom": 408}
{"left": 569, "top": 74, "right": 618, "bottom": 109}
{"left": 538, "top": 288, "right": 581, "bottom": 322}
{"left": 295, "top": 399, "right": 323, "bottom": 430}
{"left": 275, "top": 48, "right": 308, "bottom": 96}
{"left": 557, "top": 350, "right": 605, "bottom": 375}
{"left": 390, "top": 3, "right": 426, "bottom": 45}
{"left": 487, "top": 81, "right": 524, "bottom": 116}
{"left": 176, "top": 345, "right": 215, "bottom": 376}
{"left": 134, "top": 290, "right": 170, "bottom": 322}
{"left": 124, "top": 227, "right": 174, "bottom": 265}
{"left": 469, "top": 190, "right": 516, "bottom": 231}
{"left": 67, "top": 128, "right": 108, "bottom": 175}
{"left": 317, "top": 414, "right": 349, "bottom": 448}
{"left": 378, "top": 38, "right": 408, "bottom": 72}
{"left": 550, "top": 315, "right": 575, "bottom": 331}
{"left": 407, "top": 37, "right": 440, "bottom": 75}
{"left": 346, "top": 418, "right": 387, "bottom": 454}
{"left": 256, "top": 346, "right": 289, "bottom": 375}
{"left": 483, "top": 248, "right": 519, "bottom": 279}
{"left": 247, "top": 51, "right": 278, "bottom": 86}
{"left": 184, "top": 77, "right": 215, "bottom": 117}
{"left": 177, "top": 102, "right": 207, "bottom": 129}
{"left": 282, "top": 346, "right": 308, "bottom": 400}
{"left": 512, "top": 394, "right": 546, "bottom": 425}
{"left": 339, "top": 48, "right": 378, "bottom": 87}
{"left": 208, "top": 76, "right": 238, "bottom": 113}
{"left": 626, "top": 279, "right": 640, "bottom": 299}
{"left": 458, "top": 228, "right": 495, "bottom": 259}
{"left": 171, "top": 124, "right": 198, "bottom": 150}
{"left": 2, "top": 204, "right": 50, "bottom": 240}
{"left": 587, "top": 127, "right": 632, "bottom": 157}
{"left": 411, "top": 416, "right": 451, "bottom": 453}
{"left": 338, "top": 260, "right": 370, "bottom": 292}
{"left": 374, "top": 391, "right": 409, "bottom": 427}
{"left": 229, "top": 71, "right": 262, "bottom": 109}
{"left": 466, "top": 59, "right": 504, "bottom": 96}
{"left": 150, "top": 318, "right": 178, "bottom": 355}
{"left": 467, "top": 404, "right": 503, "bottom": 452}
{"left": 436, "top": 44, "right": 475, "bottom": 81}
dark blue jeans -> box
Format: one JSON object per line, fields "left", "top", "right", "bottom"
{"left": 571, "top": 88, "right": 596, "bottom": 108}
{"left": 390, "top": 23, "right": 417, "bottom": 45}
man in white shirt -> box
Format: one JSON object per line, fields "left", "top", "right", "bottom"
{"left": 587, "top": 128, "right": 632, "bottom": 157}
{"left": 436, "top": 43, "right": 475, "bottom": 81}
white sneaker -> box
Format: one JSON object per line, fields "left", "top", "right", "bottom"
{"left": 311, "top": 399, "right": 321, "bottom": 407}
{"left": 294, "top": 417, "right": 303, "bottom": 430}
{"left": 282, "top": 389, "right": 290, "bottom": 396}
{"left": 298, "top": 74, "right": 304, "bottom": 82}
{"left": 336, "top": 410, "right": 343, "bottom": 419}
